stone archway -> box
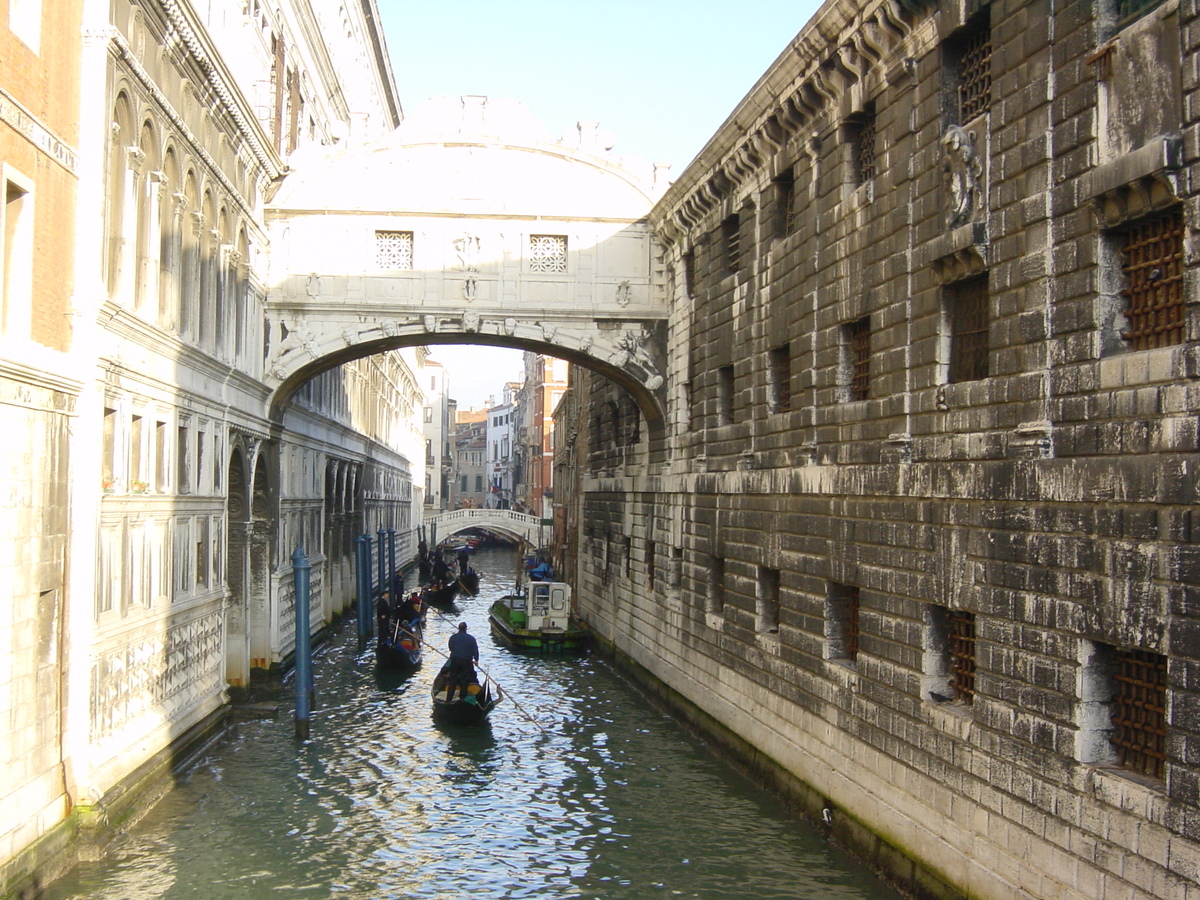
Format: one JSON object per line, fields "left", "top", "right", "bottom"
{"left": 224, "top": 448, "right": 251, "bottom": 688}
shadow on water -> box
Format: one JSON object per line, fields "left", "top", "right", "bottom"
{"left": 41, "top": 546, "right": 908, "bottom": 900}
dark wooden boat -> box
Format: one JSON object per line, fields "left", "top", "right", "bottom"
{"left": 421, "top": 579, "right": 459, "bottom": 607}
{"left": 456, "top": 567, "right": 480, "bottom": 596}
{"left": 489, "top": 581, "right": 588, "bottom": 654}
{"left": 376, "top": 617, "right": 423, "bottom": 669}
{"left": 431, "top": 662, "right": 500, "bottom": 724}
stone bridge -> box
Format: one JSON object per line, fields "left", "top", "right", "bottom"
{"left": 262, "top": 96, "right": 672, "bottom": 433}
{"left": 425, "top": 507, "right": 546, "bottom": 546}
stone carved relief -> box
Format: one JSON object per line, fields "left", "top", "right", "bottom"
{"left": 463, "top": 275, "right": 478, "bottom": 302}
{"left": 423, "top": 314, "right": 437, "bottom": 332}
{"left": 942, "top": 125, "right": 983, "bottom": 229}
{"left": 615, "top": 280, "right": 632, "bottom": 307}
{"left": 462, "top": 311, "right": 480, "bottom": 332}
{"left": 381, "top": 319, "right": 399, "bottom": 338}
{"left": 342, "top": 326, "right": 357, "bottom": 346}
{"left": 610, "top": 325, "right": 664, "bottom": 390}
{"left": 503, "top": 317, "right": 517, "bottom": 336}
{"left": 306, "top": 274, "right": 322, "bottom": 298}
{"left": 541, "top": 322, "right": 557, "bottom": 342}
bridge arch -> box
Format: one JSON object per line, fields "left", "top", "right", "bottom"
{"left": 263, "top": 95, "right": 671, "bottom": 438}
{"left": 426, "top": 508, "right": 546, "bottom": 547}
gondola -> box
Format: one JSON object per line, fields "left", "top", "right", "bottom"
{"left": 431, "top": 662, "right": 500, "bottom": 724}
{"left": 421, "top": 579, "right": 459, "bottom": 607}
{"left": 456, "top": 566, "right": 480, "bottom": 596}
{"left": 376, "top": 616, "right": 423, "bottom": 669}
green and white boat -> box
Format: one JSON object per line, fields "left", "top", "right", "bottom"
{"left": 488, "top": 581, "right": 589, "bottom": 653}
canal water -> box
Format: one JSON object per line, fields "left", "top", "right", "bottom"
{"left": 44, "top": 547, "right": 905, "bottom": 900}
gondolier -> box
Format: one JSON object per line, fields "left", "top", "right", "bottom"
{"left": 445, "top": 622, "right": 479, "bottom": 702}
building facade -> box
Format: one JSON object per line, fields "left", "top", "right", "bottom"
{"left": 567, "top": 1, "right": 1200, "bottom": 899}
{"left": 486, "top": 384, "right": 519, "bottom": 510}
{"left": 453, "top": 407, "right": 489, "bottom": 509}
{"left": 1, "top": 1, "right": 420, "bottom": 893}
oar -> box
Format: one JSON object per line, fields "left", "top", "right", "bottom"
{"left": 455, "top": 576, "right": 476, "bottom": 597}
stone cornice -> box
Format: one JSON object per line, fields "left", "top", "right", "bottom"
{"left": 107, "top": 26, "right": 270, "bottom": 230}
{"left": 652, "top": 0, "right": 931, "bottom": 232}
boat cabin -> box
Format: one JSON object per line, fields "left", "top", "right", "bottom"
{"left": 508, "top": 582, "right": 572, "bottom": 631}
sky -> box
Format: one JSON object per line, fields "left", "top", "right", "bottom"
{"left": 375, "top": 0, "right": 825, "bottom": 409}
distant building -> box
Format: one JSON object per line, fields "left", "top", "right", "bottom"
{"left": 453, "top": 407, "right": 488, "bottom": 508}
{"left": 485, "top": 384, "right": 520, "bottom": 509}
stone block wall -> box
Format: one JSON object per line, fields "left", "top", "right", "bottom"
{"left": 570, "top": 1, "right": 1200, "bottom": 898}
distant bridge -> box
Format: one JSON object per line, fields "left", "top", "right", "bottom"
{"left": 424, "top": 508, "right": 547, "bottom": 547}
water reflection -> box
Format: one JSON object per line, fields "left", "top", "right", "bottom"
{"left": 43, "top": 547, "right": 904, "bottom": 900}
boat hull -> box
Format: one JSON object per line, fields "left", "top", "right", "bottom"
{"left": 431, "top": 664, "right": 498, "bottom": 724}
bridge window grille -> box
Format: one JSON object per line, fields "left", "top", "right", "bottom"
{"left": 949, "top": 610, "right": 977, "bottom": 704}
{"left": 375, "top": 230, "right": 413, "bottom": 270}
{"left": 1118, "top": 208, "right": 1185, "bottom": 350}
{"left": 1113, "top": 647, "right": 1168, "bottom": 780}
{"left": 529, "top": 234, "right": 567, "bottom": 273}
{"left": 946, "top": 275, "right": 989, "bottom": 383}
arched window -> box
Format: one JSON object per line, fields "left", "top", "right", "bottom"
{"left": 179, "top": 171, "right": 199, "bottom": 340}
{"left": 158, "top": 149, "right": 180, "bottom": 328}
{"left": 134, "top": 120, "right": 159, "bottom": 317}
{"left": 105, "top": 94, "right": 135, "bottom": 299}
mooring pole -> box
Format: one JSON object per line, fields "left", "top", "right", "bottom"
{"left": 292, "top": 545, "right": 313, "bottom": 740}
{"left": 354, "top": 534, "right": 372, "bottom": 649}
{"left": 387, "top": 528, "right": 397, "bottom": 594}
{"left": 376, "top": 528, "right": 387, "bottom": 598}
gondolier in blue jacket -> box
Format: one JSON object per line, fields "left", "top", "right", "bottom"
{"left": 445, "top": 622, "right": 479, "bottom": 702}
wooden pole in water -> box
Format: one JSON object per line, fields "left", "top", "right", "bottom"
{"left": 354, "top": 534, "right": 373, "bottom": 649}
{"left": 292, "top": 545, "right": 313, "bottom": 740}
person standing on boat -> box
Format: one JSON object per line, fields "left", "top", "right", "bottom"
{"left": 445, "top": 622, "right": 479, "bottom": 702}
{"left": 375, "top": 591, "right": 393, "bottom": 641}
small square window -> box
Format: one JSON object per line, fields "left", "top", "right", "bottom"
{"left": 375, "top": 230, "right": 414, "bottom": 270}
{"left": 529, "top": 234, "right": 568, "bottom": 273}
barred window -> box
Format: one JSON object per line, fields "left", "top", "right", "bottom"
{"left": 717, "top": 364, "right": 735, "bottom": 426}
{"left": 949, "top": 610, "right": 977, "bottom": 704}
{"left": 774, "top": 170, "right": 797, "bottom": 238}
{"left": 529, "top": 234, "right": 567, "bottom": 273}
{"left": 1113, "top": 647, "right": 1168, "bottom": 780}
{"left": 851, "top": 106, "right": 876, "bottom": 185}
{"left": 946, "top": 275, "right": 989, "bottom": 383}
{"left": 756, "top": 566, "right": 780, "bottom": 634}
{"left": 826, "top": 582, "right": 860, "bottom": 663}
{"left": 1118, "top": 208, "right": 1186, "bottom": 350}
{"left": 945, "top": 17, "right": 992, "bottom": 124}
{"left": 722, "top": 213, "right": 741, "bottom": 275}
{"left": 1116, "top": 0, "right": 1167, "bottom": 29}
{"left": 769, "top": 343, "right": 792, "bottom": 413}
{"left": 844, "top": 317, "right": 871, "bottom": 401}
{"left": 375, "top": 230, "right": 413, "bottom": 270}
{"left": 707, "top": 556, "right": 725, "bottom": 614}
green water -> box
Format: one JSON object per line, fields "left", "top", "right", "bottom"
{"left": 43, "top": 548, "right": 905, "bottom": 900}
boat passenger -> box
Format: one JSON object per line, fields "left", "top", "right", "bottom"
{"left": 375, "top": 591, "right": 392, "bottom": 639}
{"left": 445, "top": 622, "right": 479, "bottom": 702}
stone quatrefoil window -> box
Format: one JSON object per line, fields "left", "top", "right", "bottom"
{"left": 374, "top": 230, "right": 413, "bottom": 270}
{"left": 529, "top": 234, "right": 568, "bottom": 273}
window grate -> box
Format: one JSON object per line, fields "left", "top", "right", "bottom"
{"left": 1116, "top": 0, "right": 1166, "bottom": 28}
{"left": 948, "top": 276, "right": 989, "bottom": 382}
{"left": 845, "top": 585, "right": 860, "bottom": 661}
{"left": 958, "top": 27, "right": 992, "bottom": 122}
{"left": 949, "top": 610, "right": 976, "bottom": 704}
{"left": 1113, "top": 648, "right": 1168, "bottom": 780}
{"left": 770, "top": 343, "right": 792, "bottom": 412}
{"left": 1120, "top": 209, "right": 1185, "bottom": 350}
{"left": 529, "top": 234, "right": 567, "bottom": 273}
{"left": 722, "top": 214, "right": 741, "bottom": 275}
{"left": 847, "top": 317, "right": 871, "bottom": 401}
{"left": 375, "top": 230, "right": 413, "bottom": 270}
{"left": 854, "top": 112, "right": 876, "bottom": 185}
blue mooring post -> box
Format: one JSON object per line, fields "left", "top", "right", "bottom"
{"left": 387, "top": 529, "right": 397, "bottom": 594}
{"left": 376, "top": 528, "right": 387, "bottom": 600}
{"left": 354, "top": 534, "right": 372, "bottom": 649}
{"left": 292, "top": 545, "right": 313, "bottom": 740}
